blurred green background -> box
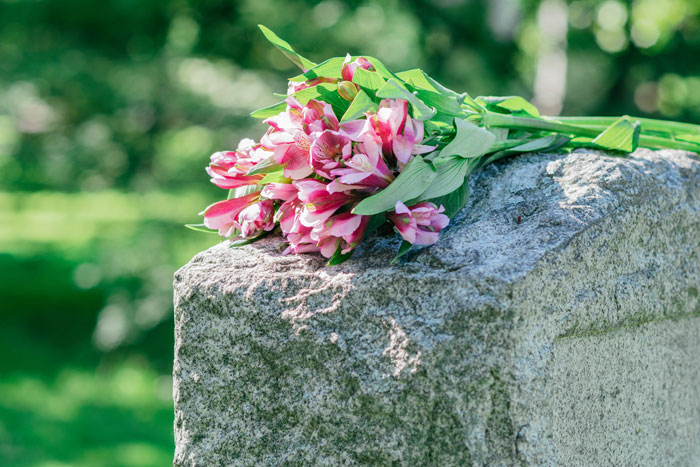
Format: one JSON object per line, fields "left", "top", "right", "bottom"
{"left": 1, "top": 0, "right": 698, "bottom": 465}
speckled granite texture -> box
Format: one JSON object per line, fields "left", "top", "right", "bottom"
{"left": 173, "top": 149, "right": 700, "bottom": 466}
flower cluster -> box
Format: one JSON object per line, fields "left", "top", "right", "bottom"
{"left": 192, "top": 25, "right": 700, "bottom": 264}
{"left": 199, "top": 88, "right": 447, "bottom": 260}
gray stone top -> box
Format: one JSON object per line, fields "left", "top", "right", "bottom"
{"left": 173, "top": 148, "right": 700, "bottom": 466}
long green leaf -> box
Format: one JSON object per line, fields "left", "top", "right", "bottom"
{"left": 258, "top": 25, "right": 316, "bottom": 71}
{"left": 592, "top": 116, "right": 641, "bottom": 152}
{"left": 327, "top": 245, "right": 354, "bottom": 266}
{"left": 508, "top": 134, "right": 571, "bottom": 153}
{"left": 290, "top": 82, "right": 349, "bottom": 118}
{"left": 438, "top": 118, "right": 496, "bottom": 159}
{"left": 415, "top": 89, "right": 465, "bottom": 117}
{"left": 428, "top": 178, "right": 471, "bottom": 218}
{"left": 391, "top": 240, "right": 412, "bottom": 264}
{"left": 185, "top": 223, "right": 219, "bottom": 234}
{"left": 479, "top": 96, "right": 540, "bottom": 117}
{"left": 289, "top": 56, "right": 345, "bottom": 82}
{"left": 375, "top": 79, "right": 436, "bottom": 121}
{"left": 247, "top": 155, "right": 283, "bottom": 175}
{"left": 341, "top": 89, "right": 378, "bottom": 123}
{"left": 352, "top": 155, "right": 437, "bottom": 215}
{"left": 417, "top": 157, "right": 472, "bottom": 200}
{"left": 352, "top": 67, "right": 386, "bottom": 95}
{"left": 250, "top": 101, "right": 287, "bottom": 119}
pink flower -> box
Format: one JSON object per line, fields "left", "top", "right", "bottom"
{"left": 206, "top": 139, "right": 269, "bottom": 189}
{"left": 262, "top": 98, "right": 339, "bottom": 179}
{"left": 235, "top": 200, "right": 275, "bottom": 238}
{"left": 327, "top": 132, "right": 394, "bottom": 193}
{"left": 341, "top": 54, "right": 375, "bottom": 81}
{"left": 315, "top": 212, "right": 370, "bottom": 258}
{"left": 388, "top": 200, "right": 450, "bottom": 245}
{"left": 309, "top": 130, "right": 352, "bottom": 179}
{"left": 200, "top": 192, "right": 261, "bottom": 237}
{"left": 374, "top": 99, "right": 433, "bottom": 165}
{"left": 341, "top": 100, "right": 434, "bottom": 169}
{"left": 294, "top": 179, "right": 356, "bottom": 228}
{"left": 261, "top": 182, "right": 298, "bottom": 202}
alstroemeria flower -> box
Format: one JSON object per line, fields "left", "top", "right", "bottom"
{"left": 315, "top": 212, "right": 370, "bottom": 258}
{"left": 373, "top": 99, "right": 433, "bottom": 165}
{"left": 200, "top": 192, "right": 261, "bottom": 237}
{"left": 262, "top": 98, "right": 339, "bottom": 179}
{"left": 327, "top": 132, "right": 394, "bottom": 193}
{"left": 294, "top": 179, "right": 355, "bottom": 228}
{"left": 206, "top": 138, "right": 269, "bottom": 189}
{"left": 309, "top": 129, "right": 353, "bottom": 179}
{"left": 235, "top": 199, "right": 275, "bottom": 238}
{"left": 341, "top": 54, "right": 375, "bottom": 81}
{"left": 388, "top": 200, "right": 450, "bottom": 245}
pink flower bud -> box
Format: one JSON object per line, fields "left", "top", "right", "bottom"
{"left": 341, "top": 54, "right": 375, "bottom": 81}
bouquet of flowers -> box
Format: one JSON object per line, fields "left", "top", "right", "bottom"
{"left": 188, "top": 26, "right": 700, "bottom": 265}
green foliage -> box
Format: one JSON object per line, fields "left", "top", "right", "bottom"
{"left": 592, "top": 117, "right": 641, "bottom": 152}
{"left": 438, "top": 119, "right": 496, "bottom": 159}
{"left": 353, "top": 155, "right": 437, "bottom": 215}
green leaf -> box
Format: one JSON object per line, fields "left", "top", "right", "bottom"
{"left": 375, "top": 79, "right": 436, "bottom": 121}
{"left": 417, "top": 157, "right": 473, "bottom": 200}
{"left": 290, "top": 82, "right": 349, "bottom": 119}
{"left": 479, "top": 96, "right": 540, "bottom": 117}
{"left": 391, "top": 240, "right": 412, "bottom": 264}
{"left": 327, "top": 245, "right": 354, "bottom": 266}
{"left": 289, "top": 56, "right": 345, "bottom": 82}
{"left": 258, "top": 25, "right": 316, "bottom": 71}
{"left": 259, "top": 171, "right": 289, "bottom": 184}
{"left": 352, "top": 155, "right": 437, "bottom": 215}
{"left": 250, "top": 101, "right": 287, "bottom": 119}
{"left": 232, "top": 184, "right": 261, "bottom": 199}
{"left": 363, "top": 56, "right": 400, "bottom": 81}
{"left": 246, "top": 155, "right": 284, "bottom": 175}
{"left": 438, "top": 118, "right": 496, "bottom": 159}
{"left": 592, "top": 116, "right": 641, "bottom": 152}
{"left": 352, "top": 67, "right": 386, "bottom": 95}
{"left": 340, "top": 89, "right": 378, "bottom": 123}
{"left": 185, "top": 223, "right": 219, "bottom": 234}
{"left": 396, "top": 69, "right": 441, "bottom": 92}
{"left": 427, "top": 178, "right": 471, "bottom": 218}
{"left": 415, "top": 89, "right": 464, "bottom": 117}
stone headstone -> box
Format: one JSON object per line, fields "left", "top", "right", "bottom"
{"left": 173, "top": 149, "right": 700, "bottom": 465}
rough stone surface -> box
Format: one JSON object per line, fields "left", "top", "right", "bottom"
{"left": 173, "top": 149, "right": 700, "bottom": 466}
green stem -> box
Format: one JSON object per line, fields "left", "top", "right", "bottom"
{"left": 482, "top": 112, "right": 600, "bottom": 138}
{"left": 482, "top": 112, "right": 700, "bottom": 152}
{"left": 544, "top": 116, "right": 700, "bottom": 136}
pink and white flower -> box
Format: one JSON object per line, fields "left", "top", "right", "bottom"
{"left": 388, "top": 200, "right": 450, "bottom": 245}
{"left": 206, "top": 138, "right": 269, "bottom": 189}
{"left": 309, "top": 130, "right": 353, "bottom": 179}
{"left": 200, "top": 191, "right": 261, "bottom": 237}
{"left": 294, "top": 179, "right": 355, "bottom": 228}
{"left": 315, "top": 212, "right": 370, "bottom": 258}
{"left": 235, "top": 199, "right": 275, "bottom": 238}
{"left": 261, "top": 98, "right": 340, "bottom": 179}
